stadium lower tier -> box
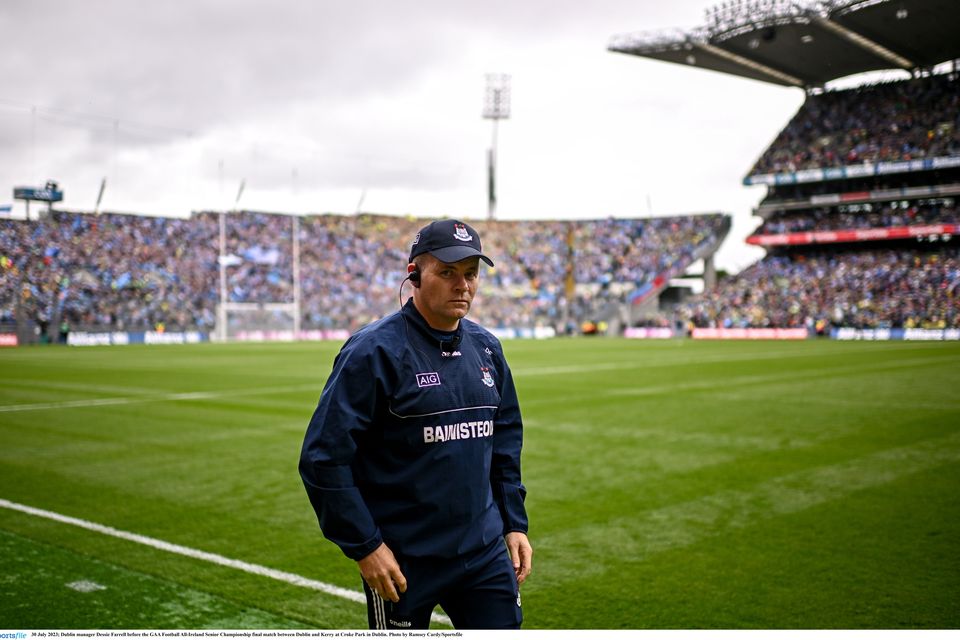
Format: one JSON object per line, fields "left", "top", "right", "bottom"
{"left": 0, "top": 210, "right": 726, "bottom": 336}
{"left": 680, "top": 245, "right": 960, "bottom": 331}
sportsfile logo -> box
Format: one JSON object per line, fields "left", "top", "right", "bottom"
{"left": 416, "top": 372, "right": 441, "bottom": 388}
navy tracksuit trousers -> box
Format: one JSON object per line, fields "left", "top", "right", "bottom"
{"left": 362, "top": 538, "right": 522, "bottom": 630}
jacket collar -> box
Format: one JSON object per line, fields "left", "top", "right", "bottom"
{"left": 401, "top": 298, "right": 463, "bottom": 345}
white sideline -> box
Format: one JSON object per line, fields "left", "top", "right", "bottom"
{"left": 0, "top": 497, "right": 452, "bottom": 627}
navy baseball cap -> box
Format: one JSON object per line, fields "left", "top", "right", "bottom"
{"left": 409, "top": 219, "right": 494, "bottom": 267}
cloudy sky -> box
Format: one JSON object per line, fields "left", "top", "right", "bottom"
{"left": 0, "top": 0, "right": 807, "bottom": 271}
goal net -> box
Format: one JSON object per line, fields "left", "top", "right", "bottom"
{"left": 215, "top": 302, "right": 299, "bottom": 342}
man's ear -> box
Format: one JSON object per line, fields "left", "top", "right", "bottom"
{"left": 408, "top": 263, "right": 421, "bottom": 288}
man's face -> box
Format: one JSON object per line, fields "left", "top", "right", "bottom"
{"left": 412, "top": 254, "right": 480, "bottom": 331}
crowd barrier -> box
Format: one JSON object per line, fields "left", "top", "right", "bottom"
{"left": 832, "top": 328, "right": 960, "bottom": 341}
{"left": 748, "top": 224, "right": 959, "bottom": 247}
{"left": 21, "top": 326, "right": 960, "bottom": 346}
{"left": 487, "top": 327, "right": 557, "bottom": 340}
{"left": 744, "top": 155, "right": 960, "bottom": 186}
{"left": 692, "top": 328, "right": 809, "bottom": 340}
{"left": 59, "top": 327, "right": 558, "bottom": 346}
{"left": 232, "top": 330, "right": 350, "bottom": 342}
{"left": 624, "top": 328, "right": 675, "bottom": 339}
{"left": 68, "top": 331, "right": 209, "bottom": 346}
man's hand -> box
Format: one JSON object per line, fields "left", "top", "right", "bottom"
{"left": 358, "top": 543, "right": 407, "bottom": 603}
{"left": 505, "top": 531, "right": 533, "bottom": 585}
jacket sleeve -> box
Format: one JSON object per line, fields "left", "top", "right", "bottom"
{"left": 490, "top": 347, "right": 529, "bottom": 535}
{"left": 299, "top": 342, "right": 383, "bottom": 561}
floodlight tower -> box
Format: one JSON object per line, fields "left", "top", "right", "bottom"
{"left": 482, "top": 73, "right": 511, "bottom": 220}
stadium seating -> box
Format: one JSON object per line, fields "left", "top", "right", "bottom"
{"left": 679, "top": 71, "right": 960, "bottom": 332}
{"left": 753, "top": 199, "right": 958, "bottom": 235}
{"left": 681, "top": 248, "right": 960, "bottom": 331}
{"left": 0, "top": 209, "right": 727, "bottom": 337}
{"left": 748, "top": 73, "right": 960, "bottom": 177}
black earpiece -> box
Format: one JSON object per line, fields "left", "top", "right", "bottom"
{"left": 398, "top": 265, "right": 421, "bottom": 308}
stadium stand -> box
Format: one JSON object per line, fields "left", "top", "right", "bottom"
{"left": 613, "top": 0, "right": 960, "bottom": 336}
{"left": 682, "top": 247, "right": 960, "bottom": 331}
{"left": 677, "top": 72, "right": 960, "bottom": 331}
{"left": 753, "top": 199, "right": 958, "bottom": 235}
{"left": 14, "top": 1, "right": 958, "bottom": 341}
{"left": 0, "top": 209, "right": 728, "bottom": 342}
{"left": 748, "top": 73, "right": 959, "bottom": 175}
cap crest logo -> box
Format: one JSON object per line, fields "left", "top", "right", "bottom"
{"left": 453, "top": 224, "right": 473, "bottom": 242}
{"left": 412, "top": 232, "right": 420, "bottom": 246}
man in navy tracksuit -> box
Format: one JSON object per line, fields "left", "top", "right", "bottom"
{"left": 299, "top": 219, "right": 532, "bottom": 630}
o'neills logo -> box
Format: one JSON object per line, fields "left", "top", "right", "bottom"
{"left": 423, "top": 420, "right": 494, "bottom": 443}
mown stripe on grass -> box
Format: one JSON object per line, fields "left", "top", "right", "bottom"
{"left": 6, "top": 345, "right": 950, "bottom": 414}
{"left": 0, "top": 498, "right": 453, "bottom": 627}
{"left": 520, "top": 353, "right": 956, "bottom": 408}
{"left": 525, "top": 420, "right": 819, "bottom": 451}
{"left": 0, "top": 529, "right": 305, "bottom": 628}
{"left": 513, "top": 343, "right": 950, "bottom": 377}
{"left": 706, "top": 392, "right": 960, "bottom": 412}
{"left": 515, "top": 350, "right": 810, "bottom": 376}
{"left": 604, "top": 354, "right": 956, "bottom": 398}
{"left": 2, "top": 378, "right": 164, "bottom": 396}
{"left": 0, "top": 383, "right": 320, "bottom": 414}
{"left": 535, "top": 430, "right": 960, "bottom": 580}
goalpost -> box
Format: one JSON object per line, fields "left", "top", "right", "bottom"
{"left": 215, "top": 301, "right": 299, "bottom": 342}
{"left": 214, "top": 208, "right": 302, "bottom": 342}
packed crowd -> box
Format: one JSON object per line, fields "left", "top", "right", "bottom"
{"left": 0, "top": 212, "right": 217, "bottom": 331}
{"left": 0, "top": 210, "right": 726, "bottom": 334}
{"left": 754, "top": 199, "right": 959, "bottom": 235}
{"left": 680, "top": 247, "right": 960, "bottom": 330}
{"left": 749, "top": 72, "right": 960, "bottom": 176}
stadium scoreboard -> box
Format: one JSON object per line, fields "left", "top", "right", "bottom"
{"left": 14, "top": 181, "right": 63, "bottom": 202}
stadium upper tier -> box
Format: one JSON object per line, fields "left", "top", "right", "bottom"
{"left": 747, "top": 196, "right": 958, "bottom": 248}
{"left": 609, "top": 0, "right": 960, "bottom": 89}
{"left": 0, "top": 211, "right": 728, "bottom": 334}
{"left": 746, "top": 72, "right": 960, "bottom": 180}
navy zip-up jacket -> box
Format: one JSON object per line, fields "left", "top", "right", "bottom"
{"left": 299, "top": 299, "right": 528, "bottom": 561}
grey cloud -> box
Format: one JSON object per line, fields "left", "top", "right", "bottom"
{"left": 1, "top": 0, "right": 733, "bottom": 211}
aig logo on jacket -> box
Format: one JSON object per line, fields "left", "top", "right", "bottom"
{"left": 416, "top": 372, "right": 441, "bottom": 388}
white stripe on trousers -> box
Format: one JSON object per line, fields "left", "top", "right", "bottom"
{"left": 371, "top": 587, "right": 386, "bottom": 629}
{"left": 364, "top": 580, "right": 453, "bottom": 627}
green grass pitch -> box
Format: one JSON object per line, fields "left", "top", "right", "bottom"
{"left": 1, "top": 338, "right": 958, "bottom": 629}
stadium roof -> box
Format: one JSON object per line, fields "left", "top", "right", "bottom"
{"left": 608, "top": 0, "right": 960, "bottom": 89}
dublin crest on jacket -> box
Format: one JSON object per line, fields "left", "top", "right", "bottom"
{"left": 480, "top": 367, "right": 495, "bottom": 387}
